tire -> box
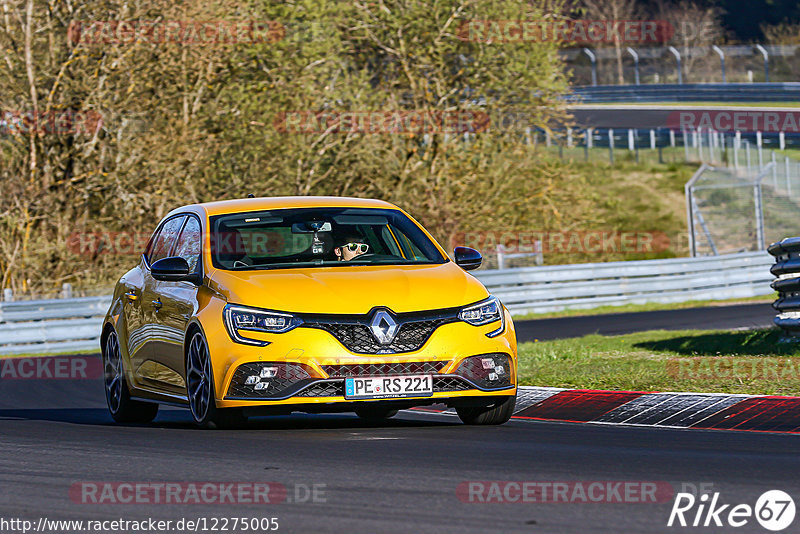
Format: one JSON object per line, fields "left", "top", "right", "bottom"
{"left": 103, "top": 329, "right": 159, "bottom": 424}
{"left": 456, "top": 395, "right": 516, "bottom": 425}
{"left": 355, "top": 406, "right": 399, "bottom": 422}
{"left": 186, "top": 330, "right": 247, "bottom": 429}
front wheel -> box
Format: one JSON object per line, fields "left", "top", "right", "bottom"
{"left": 103, "top": 330, "right": 158, "bottom": 423}
{"left": 186, "top": 331, "right": 247, "bottom": 429}
{"left": 456, "top": 395, "right": 516, "bottom": 425}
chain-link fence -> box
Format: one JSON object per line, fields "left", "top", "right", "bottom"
{"left": 687, "top": 156, "right": 800, "bottom": 256}
{"left": 563, "top": 44, "right": 799, "bottom": 86}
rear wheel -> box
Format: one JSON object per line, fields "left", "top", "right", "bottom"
{"left": 355, "top": 406, "right": 399, "bottom": 422}
{"left": 456, "top": 395, "right": 516, "bottom": 425}
{"left": 103, "top": 330, "right": 158, "bottom": 423}
{"left": 186, "top": 331, "right": 247, "bottom": 429}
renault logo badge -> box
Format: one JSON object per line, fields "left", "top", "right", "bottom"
{"left": 369, "top": 310, "right": 398, "bottom": 345}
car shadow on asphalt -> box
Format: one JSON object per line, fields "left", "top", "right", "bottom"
{"left": 0, "top": 407, "right": 461, "bottom": 431}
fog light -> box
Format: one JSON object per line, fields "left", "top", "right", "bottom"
{"left": 489, "top": 372, "right": 498, "bottom": 381}
{"left": 254, "top": 382, "right": 269, "bottom": 391}
{"left": 495, "top": 365, "right": 505, "bottom": 375}
{"left": 245, "top": 375, "right": 259, "bottom": 385}
{"left": 260, "top": 367, "right": 278, "bottom": 378}
{"left": 481, "top": 358, "right": 495, "bottom": 369}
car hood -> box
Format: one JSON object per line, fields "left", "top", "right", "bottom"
{"left": 208, "top": 262, "right": 489, "bottom": 314}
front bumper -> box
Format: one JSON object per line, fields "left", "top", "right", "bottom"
{"left": 202, "top": 304, "right": 518, "bottom": 410}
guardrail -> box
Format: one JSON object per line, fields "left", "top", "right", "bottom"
{"left": 568, "top": 83, "right": 800, "bottom": 103}
{"left": 0, "top": 251, "right": 775, "bottom": 355}
{"left": 474, "top": 251, "right": 773, "bottom": 315}
{"left": 768, "top": 238, "right": 800, "bottom": 336}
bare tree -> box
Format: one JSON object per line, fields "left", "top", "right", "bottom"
{"left": 580, "top": 0, "right": 640, "bottom": 84}
{"left": 656, "top": 0, "right": 724, "bottom": 82}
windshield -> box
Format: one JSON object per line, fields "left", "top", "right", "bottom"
{"left": 209, "top": 207, "right": 446, "bottom": 270}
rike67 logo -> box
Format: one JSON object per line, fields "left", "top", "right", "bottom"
{"left": 668, "top": 490, "right": 795, "bottom": 531}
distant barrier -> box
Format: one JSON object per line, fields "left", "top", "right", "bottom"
{"left": 569, "top": 83, "right": 800, "bottom": 103}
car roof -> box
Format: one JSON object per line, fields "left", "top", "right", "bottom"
{"left": 168, "top": 196, "right": 399, "bottom": 218}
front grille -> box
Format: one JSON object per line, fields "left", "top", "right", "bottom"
{"left": 433, "top": 376, "right": 472, "bottom": 392}
{"left": 321, "top": 361, "right": 448, "bottom": 378}
{"left": 296, "top": 381, "right": 345, "bottom": 397}
{"left": 303, "top": 314, "right": 456, "bottom": 354}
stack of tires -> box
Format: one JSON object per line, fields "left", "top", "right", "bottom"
{"left": 769, "top": 237, "right": 800, "bottom": 336}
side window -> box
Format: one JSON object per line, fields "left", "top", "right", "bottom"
{"left": 173, "top": 217, "right": 202, "bottom": 272}
{"left": 148, "top": 216, "right": 186, "bottom": 264}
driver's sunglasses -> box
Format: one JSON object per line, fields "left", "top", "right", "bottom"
{"left": 344, "top": 242, "right": 369, "bottom": 253}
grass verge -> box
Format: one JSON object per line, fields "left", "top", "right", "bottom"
{"left": 517, "top": 328, "right": 800, "bottom": 396}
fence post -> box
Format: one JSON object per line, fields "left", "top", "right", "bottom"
{"left": 627, "top": 47, "right": 640, "bottom": 85}
{"left": 586, "top": 127, "right": 593, "bottom": 149}
{"left": 650, "top": 129, "right": 656, "bottom": 150}
{"left": 698, "top": 129, "right": 704, "bottom": 162}
{"left": 712, "top": 44, "right": 726, "bottom": 83}
{"left": 583, "top": 48, "right": 597, "bottom": 86}
{"left": 746, "top": 140, "right": 752, "bottom": 168}
{"left": 669, "top": 129, "right": 675, "bottom": 148}
{"left": 780, "top": 131, "right": 786, "bottom": 151}
{"left": 755, "top": 44, "right": 769, "bottom": 82}
{"left": 683, "top": 129, "right": 689, "bottom": 162}
{"left": 496, "top": 245, "right": 505, "bottom": 270}
{"left": 757, "top": 131, "right": 763, "bottom": 167}
{"left": 772, "top": 151, "right": 778, "bottom": 188}
{"left": 786, "top": 156, "right": 792, "bottom": 197}
{"left": 61, "top": 283, "right": 73, "bottom": 299}
{"left": 733, "top": 135, "right": 739, "bottom": 169}
{"left": 608, "top": 128, "right": 614, "bottom": 164}
{"left": 567, "top": 128, "right": 573, "bottom": 148}
{"left": 628, "top": 129, "right": 635, "bottom": 151}
{"left": 2, "top": 288, "right": 12, "bottom": 302}
{"left": 668, "top": 46, "right": 683, "bottom": 84}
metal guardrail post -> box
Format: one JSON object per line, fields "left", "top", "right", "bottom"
{"left": 754, "top": 163, "right": 773, "bottom": 251}
{"left": 627, "top": 47, "right": 640, "bottom": 85}
{"left": 2, "top": 288, "right": 12, "bottom": 302}
{"left": 667, "top": 46, "right": 682, "bottom": 84}
{"left": 583, "top": 48, "right": 597, "bottom": 86}
{"left": 755, "top": 44, "right": 769, "bottom": 82}
{"left": 685, "top": 164, "right": 708, "bottom": 257}
{"left": 608, "top": 128, "right": 614, "bottom": 164}
{"left": 711, "top": 45, "right": 726, "bottom": 83}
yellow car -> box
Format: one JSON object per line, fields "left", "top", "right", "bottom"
{"left": 101, "top": 197, "right": 517, "bottom": 428}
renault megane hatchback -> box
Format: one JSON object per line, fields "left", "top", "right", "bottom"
{"left": 101, "top": 197, "right": 517, "bottom": 428}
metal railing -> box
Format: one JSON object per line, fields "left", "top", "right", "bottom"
{"left": 569, "top": 83, "right": 800, "bottom": 103}
{"left": 0, "top": 252, "right": 774, "bottom": 355}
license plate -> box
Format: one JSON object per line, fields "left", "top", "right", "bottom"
{"left": 344, "top": 374, "right": 433, "bottom": 399}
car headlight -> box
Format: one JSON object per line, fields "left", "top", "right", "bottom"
{"left": 223, "top": 304, "right": 303, "bottom": 346}
{"left": 459, "top": 296, "right": 506, "bottom": 338}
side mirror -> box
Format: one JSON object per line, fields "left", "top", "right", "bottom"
{"left": 151, "top": 257, "right": 200, "bottom": 284}
{"left": 454, "top": 247, "right": 482, "bottom": 271}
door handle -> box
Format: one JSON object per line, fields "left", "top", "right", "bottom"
{"left": 124, "top": 291, "right": 138, "bottom": 302}
{"left": 152, "top": 299, "right": 162, "bottom": 310}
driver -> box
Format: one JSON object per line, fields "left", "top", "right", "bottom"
{"left": 334, "top": 234, "right": 370, "bottom": 261}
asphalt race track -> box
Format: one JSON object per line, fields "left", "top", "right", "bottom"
{"left": 2, "top": 368, "right": 800, "bottom": 533}
{"left": 514, "top": 302, "right": 775, "bottom": 342}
